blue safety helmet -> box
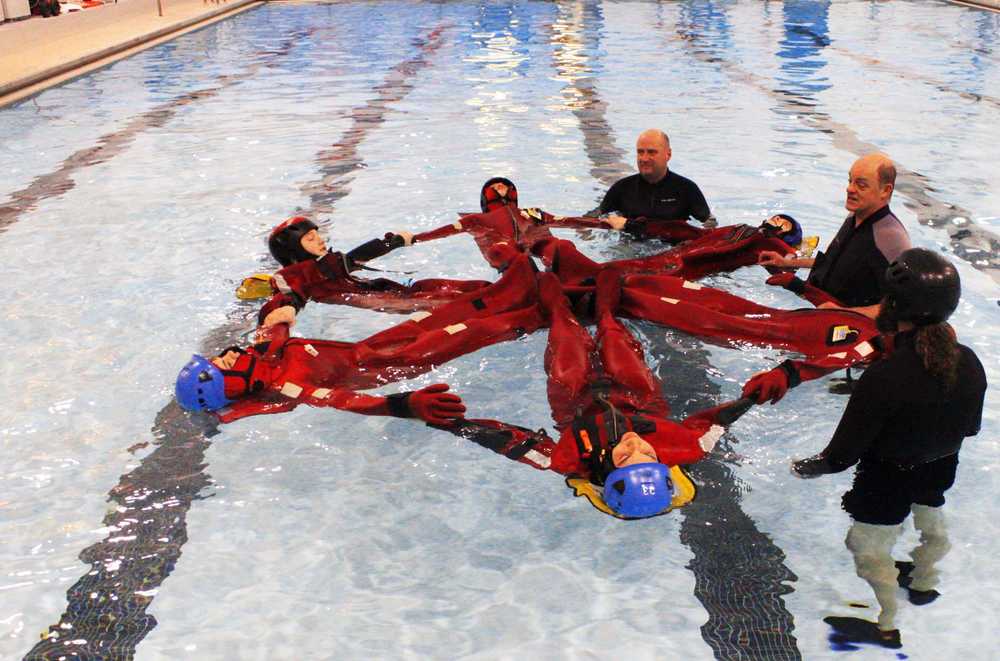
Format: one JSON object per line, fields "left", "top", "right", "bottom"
{"left": 175, "top": 355, "right": 232, "bottom": 412}
{"left": 602, "top": 462, "right": 673, "bottom": 519}
{"left": 761, "top": 213, "right": 803, "bottom": 247}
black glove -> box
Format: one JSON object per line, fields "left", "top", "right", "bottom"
{"left": 791, "top": 454, "right": 838, "bottom": 479}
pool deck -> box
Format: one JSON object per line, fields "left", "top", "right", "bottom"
{"left": 0, "top": 0, "right": 261, "bottom": 108}
{"left": 0, "top": 0, "right": 997, "bottom": 110}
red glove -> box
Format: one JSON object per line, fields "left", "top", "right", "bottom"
{"left": 741, "top": 368, "right": 790, "bottom": 405}
{"left": 408, "top": 384, "right": 466, "bottom": 425}
{"left": 765, "top": 272, "right": 807, "bottom": 294}
{"left": 766, "top": 272, "right": 795, "bottom": 286}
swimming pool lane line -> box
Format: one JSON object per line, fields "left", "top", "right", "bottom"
{"left": 548, "top": 4, "right": 802, "bottom": 658}
{"left": 782, "top": 17, "right": 1000, "bottom": 111}
{"left": 22, "top": 26, "right": 450, "bottom": 661}
{"left": 548, "top": 2, "right": 631, "bottom": 191}
{"left": 0, "top": 25, "right": 321, "bottom": 238}
{"left": 671, "top": 6, "right": 1000, "bottom": 286}
{"left": 301, "top": 24, "right": 449, "bottom": 218}
{"left": 949, "top": 0, "right": 1000, "bottom": 15}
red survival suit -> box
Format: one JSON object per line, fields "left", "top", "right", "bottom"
{"left": 220, "top": 256, "right": 545, "bottom": 423}
{"left": 436, "top": 272, "right": 751, "bottom": 479}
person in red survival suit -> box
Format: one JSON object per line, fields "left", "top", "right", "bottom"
{"left": 532, "top": 214, "right": 806, "bottom": 286}
{"left": 262, "top": 216, "right": 491, "bottom": 315}
{"left": 176, "top": 255, "right": 546, "bottom": 424}
{"left": 431, "top": 269, "right": 754, "bottom": 519}
{"left": 604, "top": 271, "right": 893, "bottom": 405}
{"left": 382, "top": 177, "right": 636, "bottom": 272}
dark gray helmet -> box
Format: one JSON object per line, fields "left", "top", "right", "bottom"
{"left": 883, "top": 248, "right": 960, "bottom": 326}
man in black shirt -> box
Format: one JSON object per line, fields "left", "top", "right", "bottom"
{"left": 759, "top": 153, "right": 910, "bottom": 319}
{"left": 599, "top": 129, "right": 714, "bottom": 240}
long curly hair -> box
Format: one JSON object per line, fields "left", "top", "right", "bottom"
{"left": 915, "top": 322, "right": 960, "bottom": 389}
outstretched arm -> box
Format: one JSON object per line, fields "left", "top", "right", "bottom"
{"left": 741, "top": 337, "right": 884, "bottom": 405}
{"left": 620, "top": 217, "right": 710, "bottom": 243}
{"left": 409, "top": 218, "right": 468, "bottom": 245}
{"left": 430, "top": 418, "right": 557, "bottom": 471}
{"left": 344, "top": 232, "right": 411, "bottom": 270}
{"left": 218, "top": 383, "right": 466, "bottom": 425}
{"left": 765, "top": 272, "right": 845, "bottom": 308}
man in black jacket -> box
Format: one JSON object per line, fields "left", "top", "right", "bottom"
{"left": 758, "top": 153, "right": 910, "bottom": 319}
{"left": 599, "top": 129, "right": 714, "bottom": 241}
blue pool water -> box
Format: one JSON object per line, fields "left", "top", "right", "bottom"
{"left": 1, "top": 1, "right": 997, "bottom": 659}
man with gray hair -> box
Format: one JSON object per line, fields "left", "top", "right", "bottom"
{"left": 759, "top": 152, "right": 910, "bottom": 319}
{"left": 599, "top": 129, "right": 714, "bottom": 241}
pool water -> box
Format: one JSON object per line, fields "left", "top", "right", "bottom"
{"left": 1, "top": 2, "right": 997, "bottom": 659}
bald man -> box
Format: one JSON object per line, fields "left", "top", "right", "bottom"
{"left": 599, "top": 129, "right": 714, "bottom": 241}
{"left": 760, "top": 153, "right": 910, "bottom": 319}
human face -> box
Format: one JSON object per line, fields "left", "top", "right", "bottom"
{"left": 489, "top": 182, "right": 509, "bottom": 199}
{"left": 845, "top": 158, "right": 892, "bottom": 221}
{"left": 211, "top": 349, "right": 242, "bottom": 370}
{"left": 300, "top": 228, "right": 327, "bottom": 257}
{"left": 636, "top": 131, "right": 671, "bottom": 183}
{"left": 764, "top": 215, "right": 793, "bottom": 234}
{"left": 612, "top": 431, "right": 659, "bottom": 468}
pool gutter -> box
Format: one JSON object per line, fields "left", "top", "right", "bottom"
{"left": 949, "top": 0, "right": 1000, "bottom": 11}
{"left": 0, "top": 0, "right": 263, "bottom": 108}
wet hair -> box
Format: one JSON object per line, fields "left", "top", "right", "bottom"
{"left": 915, "top": 322, "right": 960, "bottom": 390}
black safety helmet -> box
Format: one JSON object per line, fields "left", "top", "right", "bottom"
{"left": 882, "top": 248, "right": 961, "bottom": 326}
{"left": 480, "top": 177, "right": 518, "bottom": 213}
{"left": 268, "top": 216, "right": 319, "bottom": 267}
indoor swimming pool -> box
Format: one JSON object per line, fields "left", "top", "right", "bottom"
{"left": 1, "top": 1, "right": 997, "bottom": 659}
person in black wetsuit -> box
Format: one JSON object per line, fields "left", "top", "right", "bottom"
{"left": 599, "top": 129, "right": 714, "bottom": 241}
{"left": 790, "top": 248, "right": 987, "bottom": 643}
{"left": 759, "top": 153, "right": 910, "bottom": 319}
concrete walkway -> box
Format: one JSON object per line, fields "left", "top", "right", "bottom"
{"left": 0, "top": 0, "right": 261, "bottom": 108}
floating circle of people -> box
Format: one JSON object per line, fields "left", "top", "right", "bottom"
{"left": 175, "top": 133, "right": 985, "bottom": 646}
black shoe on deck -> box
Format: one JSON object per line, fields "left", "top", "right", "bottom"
{"left": 824, "top": 616, "right": 902, "bottom": 650}
{"left": 896, "top": 560, "right": 941, "bottom": 605}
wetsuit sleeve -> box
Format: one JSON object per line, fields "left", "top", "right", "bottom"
{"left": 816, "top": 365, "right": 897, "bottom": 470}
{"left": 686, "top": 180, "right": 711, "bottom": 222}
{"left": 872, "top": 220, "right": 912, "bottom": 296}
{"left": 599, "top": 180, "right": 625, "bottom": 215}
{"left": 963, "top": 349, "right": 987, "bottom": 437}
{"left": 258, "top": 293, "right": 305, "bottom": 326}
{"left": 345, "top": 233, "right": 406, "bottom": 268}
